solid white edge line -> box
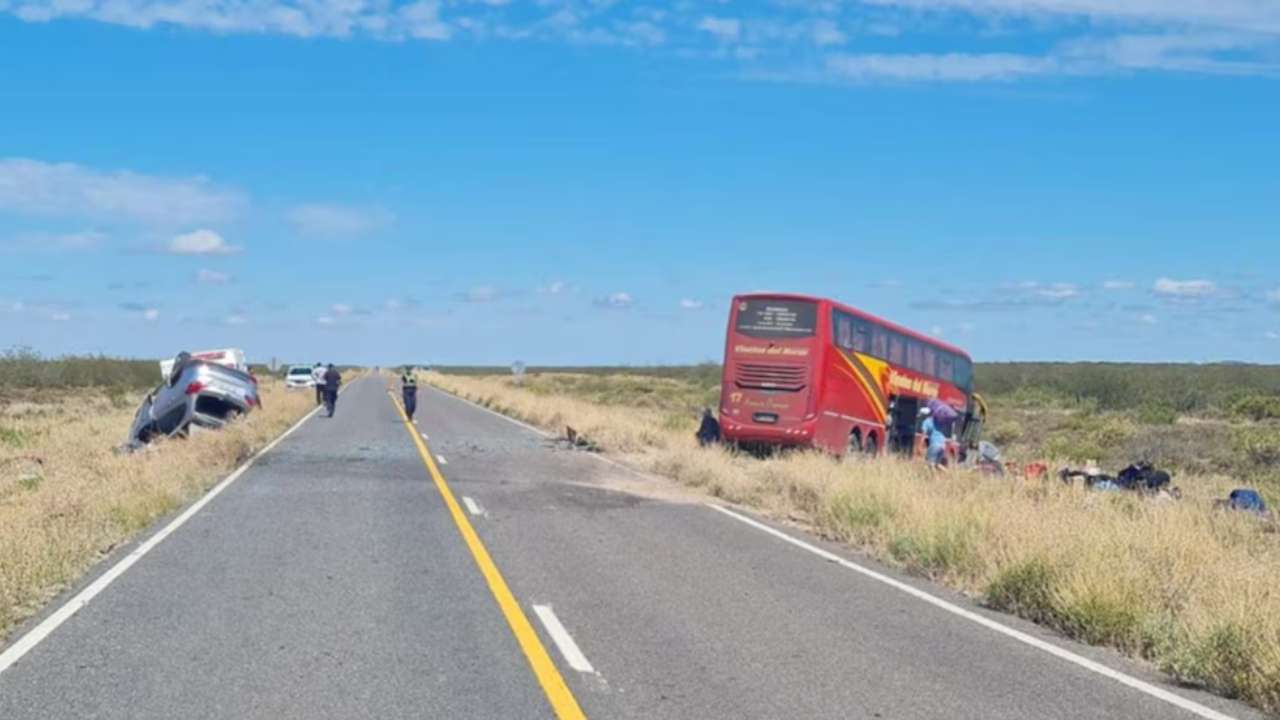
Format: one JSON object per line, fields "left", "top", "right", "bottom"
{"left": 0, "top": 379, "right": 361, "bottom": 676}
{"left": 462, "top": 496, "right": 483, "bottom": 516}
{"left": 430, "top": 384, "right": 655, "bottom": 479}
{"left": 436, "top": 454, "right": 448, "bottom": 465}
{"left": 532, "top": 604, "right": 596, "bottom": 674}
{"left": 426, "top": 385, "right": 552, "bottom": 438}
{"left": 708, "top": 504, "right": 1244, "bottom": 720}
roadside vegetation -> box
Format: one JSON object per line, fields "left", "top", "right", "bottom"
{"left": 426, "top": 367, "right": 1280, "bottom": 716}
{"left": 0, "top": 351, "right": 325, "bottom": 645}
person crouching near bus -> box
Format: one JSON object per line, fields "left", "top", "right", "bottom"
{"left": 696, "top": 407, "right": 721, "bottom": 447}
{"left": 920, "top": 407, "right": 949, "bottom": 473}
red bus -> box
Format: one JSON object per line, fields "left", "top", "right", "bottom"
{"left": 718, "top": 293, "right": 986, "bottom": 459}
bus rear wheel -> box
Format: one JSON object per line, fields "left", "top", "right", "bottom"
{"left": 846, "top": 430, "right": 864, "bottom": 457}
{"left": 863, "top": 432, "right": 880, "bottom": 456}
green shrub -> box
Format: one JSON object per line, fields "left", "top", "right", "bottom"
{"left": 1231, "top": 395, "right": 1280, "bottom": 422}
{"left": 1230, "top": 426, "right": 1280, "bottom": 467}
{"left": 985, "top": 558, "right": 1058, "bottom": 625}
{"left": 1137, "top": 403, "right": 1179, "bottom": 426}
{"left": 986, "top": 421, "right": 1024, "bottom": 446}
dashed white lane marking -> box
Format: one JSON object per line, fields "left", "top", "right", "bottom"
{"left": 462, "top": 496, "right": 485, "bottom": 517}
{"left": 436, "top": 454, "right": 448, "bottom": 465}
{"left": 709, "top": 504, "right": 1245, "bottom": 720}
{"left": 532, "top": 605, "right": 596, "bottom": 674}
{"left": 0, "top": 379, "right": 362, "bottom": 677}
{"left": 421, "top": 431, "right": 429, "bottom": 440}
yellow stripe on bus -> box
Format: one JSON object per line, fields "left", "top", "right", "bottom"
{"left": 837, "top": 351, "right": 888, "bottom": 423}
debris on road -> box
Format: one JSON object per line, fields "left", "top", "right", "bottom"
{"left": 553, "top": 425, "right": 600, "bottom": 453}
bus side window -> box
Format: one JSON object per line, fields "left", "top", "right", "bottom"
{"left": 888, "top": 332, "right": 905, "bottom": 364}
{"left": 939, "top": 353, "right": 954, "bottom": 382}
{"left": 954, "top": 357, "right": 972, "bottom": 387}
{"left": 905, "top": 337, "right": 921, "bottom": 371}
{"left": 834, "top": 311, "right": 852, "bottom": 349}
{"left": 872, "top": 326, "right": 889, "bottom": 359}
{"left": 852, "top": 321, "right": 870, "bottom": 353}
{"left": 922, "top": 346, "right": 937, "bottom": 377}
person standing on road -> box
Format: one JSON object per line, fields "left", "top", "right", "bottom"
{"left": 400, "top": 365, "right": 419, "bottom": 421}
{"left": 322, "top": 363, "right": 342, "bottom": 416}
{"left": 311, "top": 362, "right": 326, "bottom": 405}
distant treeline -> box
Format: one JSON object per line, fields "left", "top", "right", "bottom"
{"left": 435, "top": 361, "right": 1280, "bottom": 418}
{"left": 974, "top": 362, "right": 1280, "bottom": 416}
{"left": 0, "top": 347, "right": 159, "bottom": 392}
{"left": 0, "top": 347, "right": 363, "bottom": 393}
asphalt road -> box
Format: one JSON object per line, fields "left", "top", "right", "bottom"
{"left": 0, "top": 376, "right": 1270, "bottom": 720}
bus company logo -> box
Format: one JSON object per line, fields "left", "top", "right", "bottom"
{"left": 887, "top": 369, "right": 939, "bottom": 398}
{"left": 734, "top": 344, "right": 810, "bottom": 357}
{"left": 729, "top": 391, "right": 744, "bottom": 404}
{"left": 738, "top": 396, "right": 790, "bottom": 410}
{"left": 738, "top": 302, "right": 747, "bottom": 312}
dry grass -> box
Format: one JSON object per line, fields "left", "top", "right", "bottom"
{"left": 428, "top": 372, "right": 1280, "bottom": 715}
{"left": 0, "top": 379, "right": 320, "bottom": 644}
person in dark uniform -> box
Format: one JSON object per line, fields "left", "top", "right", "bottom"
{"left": 696, "top": 407, "right": 721, "bottom": 447}
{"left": 401, "top": 366, "right": 419, "bottom": 421}
{"left": 322, "top": 363, "right": 341, "bottom": 416}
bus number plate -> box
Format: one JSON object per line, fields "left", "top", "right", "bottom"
{"left": 753, "top": 412, "right": 779, "bottom": 424}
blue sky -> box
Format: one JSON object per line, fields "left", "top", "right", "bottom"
{"left": 1, "top": 0, "right": 1279, "bottom": 367}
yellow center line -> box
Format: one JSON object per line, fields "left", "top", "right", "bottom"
{"left": 386, "top": 391, "right": 589, "bottom": 720}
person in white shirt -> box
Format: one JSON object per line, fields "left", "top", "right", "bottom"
{"left": 311, "top": 362, "right": 326, "bottom": 405}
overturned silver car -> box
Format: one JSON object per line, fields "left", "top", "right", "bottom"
{"left": 121, "top": 350, "right": 261, "bottom": 452}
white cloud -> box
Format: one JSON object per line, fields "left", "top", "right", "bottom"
{"left": 594, "top": 292, "right": 633, "bottom": 309}
{"left": 1139, "top": 313, "right": 1158, "bottom": 324}
{"left": 959, "top": 322, "right": 977, "bottom": 333}
{"left": 1037, "top": 282, "right": 1080, "bottom": 299}
{"left": 1, "top": 299, "right": 76, "bottom": 321}
{"left": 225, "top": 314, "right": 248, "bottom": 325}
{"left": 680, "top": 299, "right": 704, "bottom": 310}
{"left": 0, "top": 158, "right": 244, "bottom": 227}
{"left": 287, "top": 204, "right": 395, "bottom": 238}
{"left": 538, "top": 281, "right": 572, "bottom": 295}
{"left": 195, "top": 268, "right": 232, "bottom": 284}
{"left": 811, "top": 19, "right": 846, "bottom": 46}
{"left": 825, "top": 52, "right": 1062, "bottom": 82}
{"left": 1102, "top": 280, "right": 1135, "bottom": 290}
{"left": 857, "top": 0, "right": 1280, "bottom": 35}
{"left": 4, "top": 0, "right": 1279, "bottom": 84}
{"left": 331, "top": 303, "right": 354, "bottom": 315}
{"left": 697, "top": 16, "right": 741, "bottom": 40}
{"left": 168, "top": 229, "right": 239, "bottom": 255}
{"left": 316, "top": 315, "right": 336, "bottom": 325}
{"left": 143, "top": 308, "right": 161, "bottom": 322}
{"left": 0, "top": 230, "right": 107, "bottom": 253}
{"left": 1153, "top": 277, "right": 1218, "bottom": 297}
{"left": 459, "top": 286, "right": 499, "bottom": 302}
{"left": 1266, "top": 331, "right": 1280, "bottom": 340}
{"left": 1266, "top": 289, "right": 1280, "bottom": 304}
{"left": 930, "top": 325, "right": 944, "bottom": 336}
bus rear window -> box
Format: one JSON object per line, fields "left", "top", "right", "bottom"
{"left": 734, "top": 299, "right": 817, "bottom": 339}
